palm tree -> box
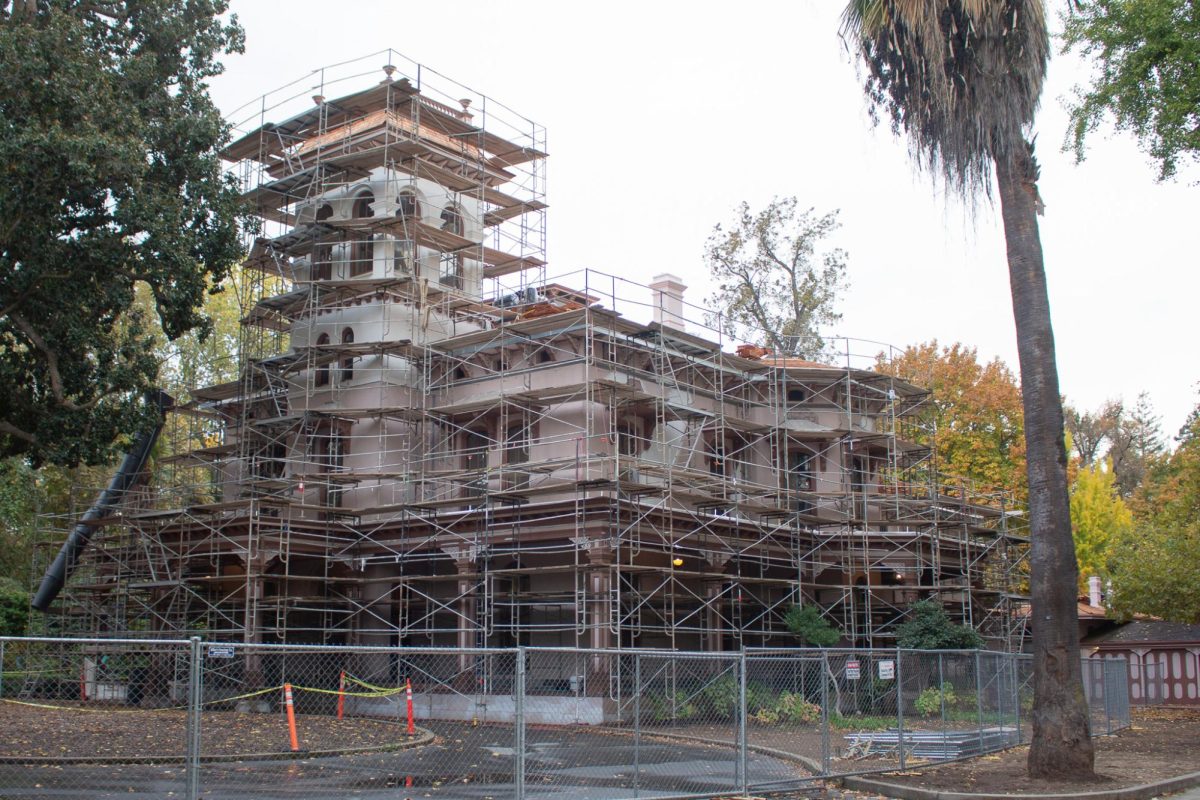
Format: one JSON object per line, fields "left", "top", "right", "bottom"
{"left": 840, "top": 0, "right": 1094, "bottom": 780}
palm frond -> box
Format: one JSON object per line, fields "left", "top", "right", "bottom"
{"left": 841, "top": 0, "right": 1049, "bottom": 199}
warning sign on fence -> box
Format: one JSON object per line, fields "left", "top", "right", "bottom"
{"left": 207, "top": 645, "right": 234, "bottom": 659}
{"left": 845, "top": 659, "right": 861, "bottom": 680}
{"left": 878, "top": 660, "right": 895, "bottom": 680}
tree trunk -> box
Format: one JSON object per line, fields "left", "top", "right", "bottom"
{"left": 995, "top": 143, "right": 1095, "bottom": 780}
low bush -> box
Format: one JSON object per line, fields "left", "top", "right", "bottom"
{"left": 915, "top": 683, "right": 958, "bottom": 717}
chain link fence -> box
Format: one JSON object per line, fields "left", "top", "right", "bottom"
{"left": 0, "top": 637, "right": 1130, "bottom": 799}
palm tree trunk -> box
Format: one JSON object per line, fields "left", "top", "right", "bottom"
{"left": 995, "top": 142, "right": 1095, "bottom": 780}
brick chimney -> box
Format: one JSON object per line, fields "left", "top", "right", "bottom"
{"left": 649, "top": 273, "right": 687, "bottom": 332}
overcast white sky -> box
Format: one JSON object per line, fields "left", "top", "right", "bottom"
{"left": 209, "top": 0, "right": 1199, "bottom": 438}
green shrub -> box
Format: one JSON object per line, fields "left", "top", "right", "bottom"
{"left": 895, "top": 600, "right": 984, "bottom": 649}
{"left": 914, "top": 683, "right": 957, "bottom": 717}
{"left": 0, "top": 578, "right": 29, "bottom": 637}
{"left": 646, "top": 689, "right": 698, "bottom": 721}
{"left": 776, "top": 691, "right": 821, "bottom": 724}
{"left": 751, "top": 691, "right": 822, "bottom": 725}
{"left": 700, "top": 674, "right": 739, "bottom": 719}
{"left": 954, "top": 688, "right": 979, "bottom": 712}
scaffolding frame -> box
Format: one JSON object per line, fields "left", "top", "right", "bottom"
{"left": 34, "top": 52, "right": 1030, "bottom": 653}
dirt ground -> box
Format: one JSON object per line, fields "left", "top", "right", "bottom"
{"left": 0, "top": 701, "right": 411, "bottom": 759}
{"left": 857, "top": 707, "right": 1200, "bottom": 795}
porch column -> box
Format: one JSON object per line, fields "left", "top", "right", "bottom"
{"left": 441, "top": 545, "right": 481, "bottom": 674}
{"left": 704, "top": 553, "right": 732, "bottom": 652}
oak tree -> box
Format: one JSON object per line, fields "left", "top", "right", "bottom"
{"left": 0, "top": 0, "right": 245, "bottom": 465}
{"left": 704, "top": 198, "right": 847, "bottom": 360}
{"left": 877, "top": 341, "right": 1027, "bottom": 504}
{"left": 1063, "top": 0, "right": 1200, "bottom": 180}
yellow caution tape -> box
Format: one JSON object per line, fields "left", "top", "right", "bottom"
{"left": 199, "top": 685, "right": 284, "bottom": 706}
{"left": 3, "top": 684, "right": 287, "bottom": 713}
{"left": 344, "top": 674, "right": 408, "bottom": 694}
{"left": 1, "top": 698, "right": 178, "bottom": 714}
{"left": 293, "top": 683, "right": 404, "bottom": 698}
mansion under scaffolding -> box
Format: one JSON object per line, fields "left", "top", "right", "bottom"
{"left": 34, "top": 53, "right": 1029, "bottom": 652}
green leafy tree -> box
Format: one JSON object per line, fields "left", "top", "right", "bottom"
{"left": 784, "top": 604, "right": 843, "bottom": 647}
{"left": 0, "top": 0, "right": 245, "bottom": 466}
{"left": 1109, "top": 398, "right": 1200, "bottom": 621}
{"left": 704, "top": 197, "right": 848, "bottom": 360}
{"left": 894, "top": 600, "right": 984, "bottom": 650}
{"left": 0, "top": 458, "right": 41, "bottom": 583}
{"left": 841, "top": 0, "right": 1094, "bottom": 777}
{"left": 877, "top": 341, "right": 1026, "bottom": 504}
{"left": 1066, "top": 393, "right": 1164, "bottom": 496}
{"left": 1069, "top": 459, "right": 1133, "bottom": 586}
{"left": 1108, "top": 520, "right": 1200, "bottom": 622}
{"left": 0, "top": 577, "right": 29, "bottom": 636}
{"left": 1062, "top": 0, "right": 1200, "bottom": 180}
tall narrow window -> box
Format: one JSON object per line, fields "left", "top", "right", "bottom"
{"left": 617, "top": 423, "right": 643, "bottom": 457}
{"left": 708, "top": 436, "right": 728, "bottom": 477}
{"left": 503, "top": 423, "right": 529, "bottom": 490}
{"left": 439, "top": 250, "right": 463, "bottom": 289}
{"left": 315, "top": 333, "right": 331, "bottom": 387}
{"left": 463, "top": 428, "right": 488, "bottom": 500}
{"left": 312, "top": 244, "right": 332, "bottom": 281}
{"left": 340, "top": 328, "right": 355, "bottom": 382}
{"left": 393, "top": 238, "right": 413, "bottom": 275}
{"left": 787, "top": 450, "right": 815, "bottom": 513}
{"left": 350, "top": 234, "right": 373, "bottom": 277}
{"left": 439, "top": 204, "right": 465, "bottom": 288}
{"left": 349, "top": 190, "right": 375, "bottom": 278}
{"left": 326, "top": 431, "right": 346, "bottom": 509}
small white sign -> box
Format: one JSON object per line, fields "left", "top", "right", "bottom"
{"left": 208, "top": 645, "right": 235, "bottom": 659}
{"left": 845, "top": 659, "right": 861, "bottom": 680}
{"left": 878, "top": 660, "right": 895, "bottom": 680}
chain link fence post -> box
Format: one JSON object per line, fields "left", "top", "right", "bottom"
{"left": 515, "top": 646, "right": 526, "bottom": 800}
{"left": 737, "top": 648, "right": 748, "bottom": 795}
{"left": 821, "top": 649, "right": 830, "bottom": 775}
{"left": 1012, "top": 654, "right": 1022, "bottom": 743}
{"left": 0, "top": 639, "right": 6, "bottom": 701}
{"left": 633, "top": 652, "right": 641, "bottom": 798}
{"left": 896, "top": 648, "right": 906, "bottom": 770}
{"left": 937, "top": 651, "right": 946, "bottom": 732}
{"left": 185, "top": 636, "right": 203, "bottom": 800}
{"left": 975, "top": 650, "right": 985, "bottom": 746}
{"left": 1104, "top": 660, "right": 1113, "bottom": 735}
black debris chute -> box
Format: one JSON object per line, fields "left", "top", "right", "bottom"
{"left": 31, "top": 391, "right": 174, "bottom": 613}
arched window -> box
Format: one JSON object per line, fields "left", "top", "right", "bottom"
{"left": 396, "top": 190, "right": 418, "bottom": 219}
{"left": 315, "top": 333, "right": 331, "bottom": 387}
{"left": 440, "top": 204, "right": 463, "bottom": 235}
{"left": 351, "top": 191, "right": 374, "bottom": 219}
{"left": 315, "top": 203, "right": 334, "bottom": 222}
{"left": 340, "top": 328, "right": 355, "bottom": 382}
